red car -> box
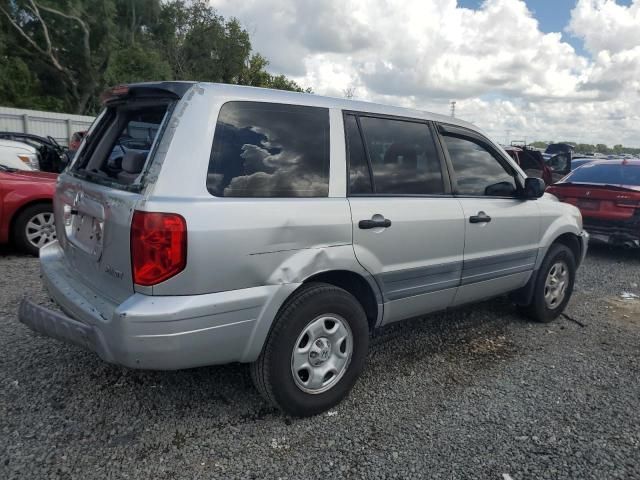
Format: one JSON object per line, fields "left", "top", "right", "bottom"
{"left": 0, "top": 164, "right": 57, "bottom": 255}
{"left": 546, "top": 159, "right": 640, "bottom": 248}
{"left": 503, "top": 145, "right": 554, "bottom": 186}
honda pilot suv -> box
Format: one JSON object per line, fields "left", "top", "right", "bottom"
{"left": 19, "top": 82, "right": 588, "bottom": 416}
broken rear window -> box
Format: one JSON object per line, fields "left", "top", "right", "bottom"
{"left": 71, "top": 101, "right": 172, "bottom": 190}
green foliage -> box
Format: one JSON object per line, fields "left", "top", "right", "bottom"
{"left": 105, "top": 45, "right": 172, "bottom": 85}
{"left": 595, "top": 143, "right": 608, "bottom": 154}
{"left": 528, "top": 140, "right": 639, "bottom": 155}
{"left": 0, "top": 0, "right": 308, "bottom": 114}
{"left": 575, "top": 143, "right": 596, "bottom": 153}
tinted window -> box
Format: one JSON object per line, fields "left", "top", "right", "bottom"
{"left": 444, "top": 136, "right": 517, "bottom": 196}
{"left": 565, "top": 163, "right": 640, "bottom": 186}
{"left": 345, "top": 115, "right": 372, "bottom": 194}
{"left": 207, "top": 102, "right": 329, "bottom": 197}
{"left": 519, "top": 150, "right": 544, "bottom": 170}
{"left": 358, "top": 116, "right": 443, "bottom": 194}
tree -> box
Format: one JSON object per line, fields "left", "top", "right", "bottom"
{"left": 0, "top": 0, "right": 117, "bottom": 113}
{"left": 575, "top": 143, "right": 595, "bottom": 153}
{"left": 0, "top": 0, "right": 309, "bottom": 114}
{"left": 595, "top": 144, "right": 609, "bottom": 154}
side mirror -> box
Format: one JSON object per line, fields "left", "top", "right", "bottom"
{"left": 524, "top": 177, "right": 545, "bottom": 199}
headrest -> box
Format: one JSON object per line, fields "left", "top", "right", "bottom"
{"left": 122, "top": 151, "right": 147, "bottom": 174}
{"left": 384, "top": 143, "right": 417, "bottom": 166}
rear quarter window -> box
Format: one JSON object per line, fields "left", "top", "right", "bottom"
{"left": 207, "top": 102, "right": 330, "bottom": 197}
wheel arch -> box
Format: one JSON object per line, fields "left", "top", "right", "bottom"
{"left": 511, "top": 232, "right": 582, "bottom": 306}
{"left": 551, "top": 232, "right": 582, "bottom": 265}
{"left": 301, "top": 269, "right": 383, "bottom": 332}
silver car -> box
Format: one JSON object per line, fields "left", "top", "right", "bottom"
{"left": 19, "top": 82, "right": 588, "bottom": 416}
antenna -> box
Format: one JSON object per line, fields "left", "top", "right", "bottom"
{"left": 450, "top": 101, "right": 456, "bottom": 118}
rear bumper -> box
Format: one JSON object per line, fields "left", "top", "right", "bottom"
{"left": 19, "top": 241, "right": 299, "bottom": 369}
{"left": 583, "top": 217, "right": 640, "bottom": 247}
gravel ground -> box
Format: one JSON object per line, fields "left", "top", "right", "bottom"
{"left": 1, "top": 244, "right": 639, "bottom": 479}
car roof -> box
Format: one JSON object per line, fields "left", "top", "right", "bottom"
{"left": 198, "top": 82, "right": 480, "bottom": 132}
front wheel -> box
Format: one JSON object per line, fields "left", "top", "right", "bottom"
{"left": 523, "top": 243, "right": 576, "bottom": 323}
{"left": 250, "top": 283, "right": 369, "bottom": 417}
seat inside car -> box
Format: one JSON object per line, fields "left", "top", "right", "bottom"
{"left": 384, "top": 143, "right": 417, "bottom": 169}
{"left": 117, "top": 151, "right": 146, "bottom": 184}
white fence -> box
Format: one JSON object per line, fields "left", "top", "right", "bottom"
{"left": 0, "top": 106, "right": 95, "bottom": 147}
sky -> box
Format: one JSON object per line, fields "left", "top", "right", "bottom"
{"left": 209, "top": 0, "right": 640, "bottom": 147}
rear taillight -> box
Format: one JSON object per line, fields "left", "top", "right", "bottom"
{"left": 131, "top": 211, "right": 187, "bottom": 286}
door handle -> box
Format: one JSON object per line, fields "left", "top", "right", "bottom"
{"left": 469, "top": 212, "right": 492, "bottom": 224}
{"left": 359, "top": 218, "right": 392, "bottom": 229}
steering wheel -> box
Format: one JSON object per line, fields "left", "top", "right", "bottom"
{"left": 47, "top": 135, "right": 62, "bottom": 149}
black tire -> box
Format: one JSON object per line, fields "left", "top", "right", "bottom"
{"left": 250, "top": 282, "right": 369, "bottom": 417}
{"left": 12, "top": 203, "right": 55, "bottom": 256}
{"left": 523, "top": 243, "right": 576, "bottom": 323}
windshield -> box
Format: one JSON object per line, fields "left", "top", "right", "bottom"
{"left": 564, "top": 163, "right": 640, "bottom": 186}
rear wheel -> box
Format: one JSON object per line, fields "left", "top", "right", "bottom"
{"left": 250, "top": 283, "right": 369, "bottom": 417}
{"left": 523, "top": 243, "right": 576, "bottom": 323}
{"left": 13, "top": 204, "right": 56, "bottom": 256}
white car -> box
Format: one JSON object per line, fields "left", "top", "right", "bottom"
{"left": 0, "top": 139, "right": 39, "bottom": 170}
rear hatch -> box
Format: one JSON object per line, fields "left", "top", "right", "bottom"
{"left": 53, "top": 82, "right": 192, "bottom": 303}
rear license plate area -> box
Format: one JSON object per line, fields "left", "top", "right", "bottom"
{"left": 577, "top": 199, "right": 600, "bottom": 210}
{"left": 67, "top": 212, "right": 104, "bottom": 256}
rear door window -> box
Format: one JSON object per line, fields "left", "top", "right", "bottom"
{"left": 344, "top": 115, "right": 373, "bottom": 194}
{"left": 346, "top": 114, "right": 444, "bottom": 195}
{"left": 207, "top": 102, "right": 330, "bottom": 197}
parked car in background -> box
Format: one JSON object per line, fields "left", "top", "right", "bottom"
{"left": 503, "top": 145, "right": 553, "bottom": 185}
{"left": 547, "top": 159, "right": 640, "bottom": 248}
{"left": 0, "top": 164, "right": 57, "bottom": 255}
{"left": 0, "top": 139, "right": 39, "bottom": 171}
{"left": 569, "top": 157, "right": 596, "bottom": 171}
{"left": 18, "top": 82, "right": 588, "bottom": 417}
{"left": 543, "top": 143, "right": 574, "bottom": 182}
{"left": 0, "top": 132, "right": 70, "bottom": 173}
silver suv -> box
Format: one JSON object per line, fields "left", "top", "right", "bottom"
{"left": 19, "top": 82, "right": 588, "bottom": 416}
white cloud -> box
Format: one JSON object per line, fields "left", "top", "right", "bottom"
{"left": 569, "top": 0, "right": 640, "bottom": 54}
{"left": 211, "top": 0, "right": 640, "bottom": 147}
